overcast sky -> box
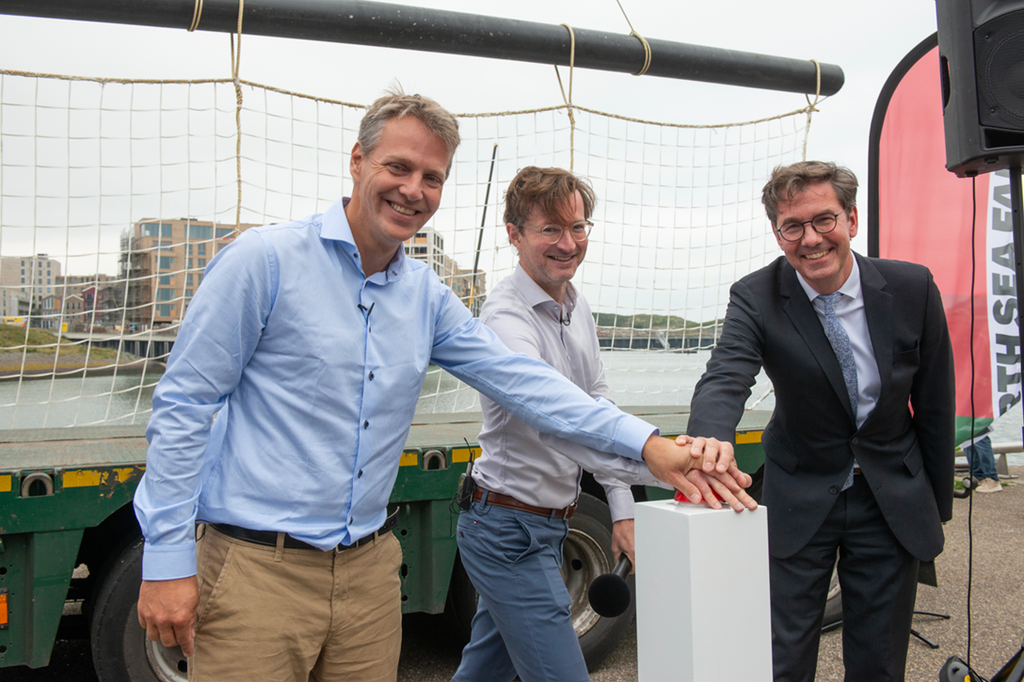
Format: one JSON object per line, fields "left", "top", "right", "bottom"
{"left": 0, "top": 0, "right": 941, "bottom": 259}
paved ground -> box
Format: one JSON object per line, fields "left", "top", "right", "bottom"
{"left": 8, "top": 467, "right": 1022, "bottom": 681}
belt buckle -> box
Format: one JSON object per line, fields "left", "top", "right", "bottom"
{"left": 565, "top": 499, "right": 578, "bottom": 518}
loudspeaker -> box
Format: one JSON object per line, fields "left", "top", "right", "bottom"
{"left": 937, "top": 0, "right": 1024, "bottom": 177}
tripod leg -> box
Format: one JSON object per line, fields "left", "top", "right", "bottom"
{"left": 914, "top": 610, "right": 951, "bottom": 621}
{"left": 911, "top": 628, "right": 940, "bottom": 649}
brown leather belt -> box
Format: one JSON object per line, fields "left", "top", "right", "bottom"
{"left": 472, "top": 488, "right": 576, "bottom": 520}
{"left": 211, "top": 511, "right": 398, "bottom": 553}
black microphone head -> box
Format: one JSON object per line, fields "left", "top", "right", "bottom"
{"left": 588, "top": 573, "right": 632, "bottom": 618}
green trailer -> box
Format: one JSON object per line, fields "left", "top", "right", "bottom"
{"left": 0, "top": 407, "right": 767, "bottom": 681}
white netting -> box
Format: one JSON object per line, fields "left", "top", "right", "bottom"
{"left": 0, "top": 71, "right": 810, "bottom": 428}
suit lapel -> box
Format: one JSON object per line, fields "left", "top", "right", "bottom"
{"left": 857, "top": 255, "right": 893, "bottom": 396}
{"left": 779, "top": 263, "right": 857, "bottom": 423}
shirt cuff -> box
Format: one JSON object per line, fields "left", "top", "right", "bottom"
{"left": 142, "top": 541, "right": 198, "bottom": 581}
{"left": 605, "top": 487, "right": 636, "bottom": 522}
{"left": 613, "top": 413, "right": 659, "bottom": 461}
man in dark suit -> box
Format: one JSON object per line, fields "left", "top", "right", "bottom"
{"left": 686, "top": 161, "right": 954, "bottom": 681}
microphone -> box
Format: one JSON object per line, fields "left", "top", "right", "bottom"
{"left": 560, "top": 311, "right": 571, "bottom": 326}
{"left": 587, "top": 555, "right": 632, "bottom": 617}
{"left": 357, "top": 302, "right": 375, "bottom": 318}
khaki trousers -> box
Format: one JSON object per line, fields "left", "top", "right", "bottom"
{"left": 188, "top": 525, "right": 403, "bottom": 682}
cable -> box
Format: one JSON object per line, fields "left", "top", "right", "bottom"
{"left": 967, "top": 175, "right": 977, "bottom": 667}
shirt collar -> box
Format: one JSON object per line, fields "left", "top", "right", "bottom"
{"left": 320, "top": 196, "right": 407, "bottom": 281}
{"left": 510, "top": 264, "right": 578, "bottom": 315}
{"left": 797, "top": 256, "right": 862, "bottom": 305}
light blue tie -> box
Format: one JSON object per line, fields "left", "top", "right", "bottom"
{"left": 819, "top": 292, "right": 858, "bottom": 491}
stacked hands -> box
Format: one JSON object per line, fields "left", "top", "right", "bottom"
{"left": 641, "top": 434, "right": 758, "bottom": 512}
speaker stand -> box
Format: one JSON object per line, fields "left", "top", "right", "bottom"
{"left": 820, "top": 610, "right": 950, "bottom": 649}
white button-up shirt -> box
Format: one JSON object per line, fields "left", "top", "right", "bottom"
{"left": 472, "top": 265, "right": 664, "bottom": 521}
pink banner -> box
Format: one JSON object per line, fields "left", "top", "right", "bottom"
{"left": 872, "top": 37, "right": 1020, "bottom": 440}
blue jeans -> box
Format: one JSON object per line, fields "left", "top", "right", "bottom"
{"left": 451, "top": 500, "right": 589, "bottom": 682}
{"left": 965, "top": 436, "right": 999, "bottom": 481}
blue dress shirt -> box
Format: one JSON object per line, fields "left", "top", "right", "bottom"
{"left": 134, "top": 197, "right": 656, "bottom": 580}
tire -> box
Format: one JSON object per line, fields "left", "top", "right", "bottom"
{"left": 821, "top": 562, "right": 843, "bottom": 630}
{"left": 564, "top": 493, "right": 634, "bottom": 671}
{"left": 747, "top": 465, "right": 765, "bottom": 504}
{"left": 442, "top": 492, "right": 633, "bottom": 671}
{"left": 747, "top": 466, "right": 842, "bottom": 629}
{"left": 90, "top": 537, "right": 188, "bottom": 682}
{"left": 441, "top": 551, "right": 478, "bottom": 644}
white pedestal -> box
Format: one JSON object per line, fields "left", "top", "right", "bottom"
{"left": 635, "top": 500, "right": 772, "bottom": 682}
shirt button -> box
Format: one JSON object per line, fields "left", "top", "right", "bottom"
{"left": 369, "top": 372, "right": 374, "bottom": 381}
{"left": 363, "top": 420, "right": 369, "bottom": 429}
{"left": 829, "top": 485, "right": 839, "bottom": 495}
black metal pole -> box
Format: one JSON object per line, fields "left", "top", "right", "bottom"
{"left": 0, "top": 0, "right": 843, "bottom": 96}
{"left": 470, "top": 143, "right": 498, "bottom": 315}
{"left": 1010, "top": 166, "right": 1024, "bottom": 445}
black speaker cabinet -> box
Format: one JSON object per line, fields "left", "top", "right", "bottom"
{"left": 937, "top": 0, "right": 1024, "bottom": 177}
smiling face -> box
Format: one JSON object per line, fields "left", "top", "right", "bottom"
{"left": 509, "top": 190, "right": 588, "bottom": 305}
{"left": 774, "top": 181, "right": 858, "bottom": 295}
{"left": 346, "top": 116, "right": 451, "bottom": 275}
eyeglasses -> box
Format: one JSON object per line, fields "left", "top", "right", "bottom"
{"left": 776, "top": 212, "right": 842, "bottom": 242}
{"left": 522, "top": 220, "right": 593, "bottom": 244}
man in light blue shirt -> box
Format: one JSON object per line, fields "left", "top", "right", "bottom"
{"left": 134, "top": 89, "right": 750, "bottom": 682}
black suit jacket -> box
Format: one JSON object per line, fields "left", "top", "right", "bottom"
{"left": 688, "top": 254, "right": 955, "bottom": 561}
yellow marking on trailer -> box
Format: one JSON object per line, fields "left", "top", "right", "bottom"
{"left": 62, "top": 470, "right": 107, "bottom": 488}
{"left": 451, "top": 447, "right": 480, "bottom": 464}
{"left": 0, "top": 475, "right": 11, "bottom": 493}
{"left": 736, "top": 431, "right": 763, "bottom": 444}
{"left": 113, "top": 467, "right": 137, "bottom": 483}
{"left": 399, "top": 452, "right": 418, "bottom": 467}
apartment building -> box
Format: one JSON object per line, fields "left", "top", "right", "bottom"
{"left": 0, "top": 254, "right": 62, "bottom": 324}
{"left": 403, "top": 226, "right": 486, "bottom": 314}
{"left": 120, "top": 219, "right": 257, "bottom": 329}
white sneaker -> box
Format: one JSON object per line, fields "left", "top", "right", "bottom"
{"left": 976, "top": 478, "right": 1003, "bottom": 494}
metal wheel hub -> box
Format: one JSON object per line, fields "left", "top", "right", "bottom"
{"left": 144, "top": 636, "right": 187, "bottom": 682}
{"left": 561, "top": 527, "right": 611, "bottom": 637}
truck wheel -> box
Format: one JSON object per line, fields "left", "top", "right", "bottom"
{"left": 564, "top": 493, "right": 633, "bottom": 670}
{"left": 822, "top": 564, "right": 843, "bottom": 630}
{"left": 442, "top": 493, "right": 634, "bottom": 670}
{"left": 90, "top": 537, "right": 188, "bottom": 682}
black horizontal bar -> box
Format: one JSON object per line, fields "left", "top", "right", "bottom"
{"left": 0, "top": 0, "right": 844, "bottom": 96}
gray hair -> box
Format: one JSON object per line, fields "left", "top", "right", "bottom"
{"left": 357, "top": 87, "right": 461, "bottom": 174}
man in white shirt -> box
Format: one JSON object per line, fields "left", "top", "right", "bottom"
{"left": 452, "top": 166, "right": 757, "bottom": 682}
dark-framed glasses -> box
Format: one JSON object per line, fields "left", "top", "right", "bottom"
{"left": 776, "top": 212, "right": 841, "bottom": 242}
{"left": 523, "top": 220, "right": 593, "bottom": 244}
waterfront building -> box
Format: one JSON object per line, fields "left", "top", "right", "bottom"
{"left": 0, "top": 254, "right": 62, "bottom": 325}
{"left": 403, "top": 226, "right": 486, "bottom": 314}
{"left": 119, "top": 219, "right": 257, "bottom": 330}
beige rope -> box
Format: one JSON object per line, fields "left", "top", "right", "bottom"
{"left": 555, "top": 23, "right": 577, "bottom": 171}
{"left": 614, "top": 0, "right": 651, "bottom": 76}
{"left": 801, "top": 59, "right": 822, "bottom": 160}
{"left": 230, "top": 0, "right": 244, "bottom": 233}
{"left": 188, "top": 0, "right": 204, "bottom": 32}
{"left": 0, "top": 68, "right": 818, "bottom": 131}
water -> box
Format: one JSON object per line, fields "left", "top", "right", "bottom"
{"left": 0, "top": 373, "right": 159, "bottom": 430}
